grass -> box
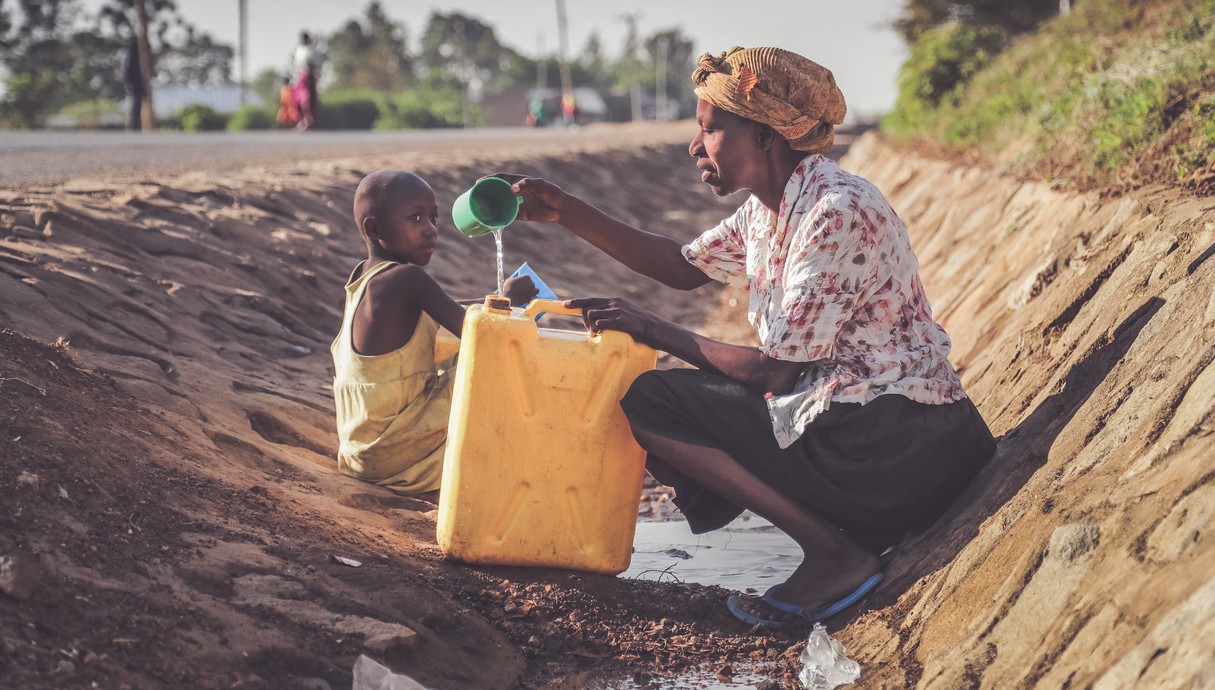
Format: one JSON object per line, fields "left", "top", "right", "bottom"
{"left": 883, "top": 0, "right": 1215, "bottom": 190}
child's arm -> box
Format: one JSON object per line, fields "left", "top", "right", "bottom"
{"left": 361, "top": 269, "right": 538, "bottom": 349}
{"left": 354, "top": 265, "right": 467, "bottom": 352}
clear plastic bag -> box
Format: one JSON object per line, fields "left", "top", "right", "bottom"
{"left": 798, "top": 623, "right": 861, "bottom": 689}
{"left": 352, "top": 655, "right": 432, "bottom": 690}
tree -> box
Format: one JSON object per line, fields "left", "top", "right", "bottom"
{"left": 894, "top": 0, "right": 1062, "bottom": 43}
{"left": 889, "top": 0, "right": 1062, "bottom": 110}
{"left": 99, "top": 0, "right": 233, "bottom": 86}
{"left": 156, "top": 26, "right": 234, "bottom": 86}
{"left": 418, "top": 11, "right": 519, "bottom": 92}
{"left": 0, "top": 0, "right": 235, "bottom": 127}
{"left": 642, "top": 28, "right": 695, "bottom": 118}
{"left": 325, "top": 1, "right": 413, "bottom": 92}
{"left": 575, "top": 32, "right": 610, "bottom": 90}
{"left": 0, "top": 0, "right": 111, "bottom": 128}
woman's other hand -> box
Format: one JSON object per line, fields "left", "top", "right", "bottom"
{"left": 502, "top": 274, "right": 539, "bottom": 307}
{"left": 489, "top": 173, "right": 566, "bottom": 223}
{"left": 565, "top": 297, "right": 659, "bottom": 346}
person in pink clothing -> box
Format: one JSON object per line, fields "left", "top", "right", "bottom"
{"left": 292, "top": 32, "right": 319, "bottom": 130}
{"left": 492, "top": 46, "right": 995, "bottom": 629}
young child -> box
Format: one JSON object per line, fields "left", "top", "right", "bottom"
{"left": 276, "top": 76, "right": 298, "bottom": 128}
{"left": 331, "top": 169, "right": 537, "bottom": 497}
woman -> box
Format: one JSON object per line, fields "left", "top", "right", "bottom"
{"left": 497, "top": 46, "right": 996, "bottom": 629}
{"left": 292, "top": 32, "right": 319, "bottom": 131}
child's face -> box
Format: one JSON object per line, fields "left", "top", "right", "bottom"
{"left": 374, "top": 187, "right": 441, "bottom": 266}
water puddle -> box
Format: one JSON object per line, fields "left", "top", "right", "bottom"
{"left": 625, "top": 512, "right": 801, "bottom": 592}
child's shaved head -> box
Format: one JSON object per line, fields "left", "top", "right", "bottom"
{"left": 354, "top": 170, "right": 433, "bottom": 235}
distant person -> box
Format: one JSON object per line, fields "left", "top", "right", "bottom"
{"left": 122, "top": 37, "right": 145, "bottom": 131}
{"left": 493, "top": 46, "right": 996, "bottom": 629}
{"left": 292, "top": 31, "right": 320, "bottom": 130}
{"left": 277, "top": 76, "right": 299, "bottom": 127}
{"left": 331, "top": 170, "right": 537, "bottom": 497}
{"left": 526, "top": 96, "right": 547, "bottom": 127}
{"left": 560, "top": 91, "right": 577, "bottom": 127}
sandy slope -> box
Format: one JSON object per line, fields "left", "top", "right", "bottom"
{"left": 838, "top": 133, "right": 1215, "bottom": 688}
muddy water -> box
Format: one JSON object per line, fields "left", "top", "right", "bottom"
{"left": 626, "top": 513, "right": 801, "bottom": 592}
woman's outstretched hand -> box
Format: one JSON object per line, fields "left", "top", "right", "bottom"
{"left": 565, "top": 297, "right": 660, "bottom": 346}
{"left": 489, "top": 173, "right": 566, "bottom": 223}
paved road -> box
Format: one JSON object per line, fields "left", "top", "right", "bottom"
{"left": 0, "top": 122, "right": 870, "bottom": 189}
{"left": 0, "top": 125, "right": 674, "bottom": 188}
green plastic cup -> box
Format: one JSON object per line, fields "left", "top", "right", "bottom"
{"left": 452, "top": 177, "right": 523, "bottom": 238}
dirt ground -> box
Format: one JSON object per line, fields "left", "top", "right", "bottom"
{"left": 0, "top": 123, "right": 834, "bottom": 690}
{"left": 8, "top": 119, "right": 1211, "bottom": 690}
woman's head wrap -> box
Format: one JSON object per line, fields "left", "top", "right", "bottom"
{"left": 691, "top": 46, "right": 847, "bottom": 154}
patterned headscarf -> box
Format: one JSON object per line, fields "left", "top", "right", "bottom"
{"left": 691, "top": 46, "right": 847, "bottom": 154}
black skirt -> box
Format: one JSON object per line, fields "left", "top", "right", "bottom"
{"left": 619, "top": 369, "right": 996, "bottom": 550}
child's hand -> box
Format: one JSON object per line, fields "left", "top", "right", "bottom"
{"left": 503, "top": 275, "right": 539, "bottom": 307}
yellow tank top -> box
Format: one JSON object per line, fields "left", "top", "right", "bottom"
{"left": 330, "top": 261, "right": 452, "bottom": 495}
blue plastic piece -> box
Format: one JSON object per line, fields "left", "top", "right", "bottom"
{"left": 510, "top": 262, "right": 558, "bottom": 321}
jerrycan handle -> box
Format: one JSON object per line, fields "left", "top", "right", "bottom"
{"left": 521, "top": 298, "right": 583, "bottom": 320}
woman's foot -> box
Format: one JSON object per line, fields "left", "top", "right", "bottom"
{"left": 730, "top": 549, "right": 882, "bottom": 626}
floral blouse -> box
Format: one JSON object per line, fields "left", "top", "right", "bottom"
{"left": 683, "top": 154, "right": 966, "bottom": 448}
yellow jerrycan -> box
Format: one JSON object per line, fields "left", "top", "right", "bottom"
{"left": 436, "top": 297, "right": 656, "bottom": 574}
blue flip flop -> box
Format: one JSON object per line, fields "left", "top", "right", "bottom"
{"left": 726, "top": 572, "right": 885, "bottom": 630}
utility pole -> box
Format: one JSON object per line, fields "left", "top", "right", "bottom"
{"left": 555, "top": 0, "right": 573, "bottom": 125}
{"left": 238, "top": 0, "right": 248, "bottom": 105}
{"left": 133, "top": 0, "right": 155, "bottom": 131}
{"left": 655, "top": 34, "right": 668, "bottom": 122}
{"left": 536, "top": 32, "right": 547, "bottom": 91}
{"left": 616, "top": 12, "right": 642, "bottom": 122}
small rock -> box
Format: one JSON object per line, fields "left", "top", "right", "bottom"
{"left": 16, "top": 471, "right": 40, "bottom": 489}
{"left": 8, "top": 225, "right": 41, "bottom": 240}
{"left": 0, "top": 552, "right": 38, "bottom": 600}
{"left": 1050, "top": 522, "right": 1101, "bottom": 563}
{"left": 54, "top": 659, "right": 76, "bottom": 675}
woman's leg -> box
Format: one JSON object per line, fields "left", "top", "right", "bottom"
{"left": 636, "top": 427, "right": 880, "bottom": 622}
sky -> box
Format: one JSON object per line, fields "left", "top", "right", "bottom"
{"left": 79, "top": 0, "right": 909, "bottom": 116}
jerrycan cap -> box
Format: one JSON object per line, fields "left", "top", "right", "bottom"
{"left": 483, "top": 295, "right": 512, "bottom": 314}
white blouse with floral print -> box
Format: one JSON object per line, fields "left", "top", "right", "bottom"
{"left": 682, "top": 154, "right": 966, "bottom": 448}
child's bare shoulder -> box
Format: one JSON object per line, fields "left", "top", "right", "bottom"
{"left": 371, "top": 262, "right": 430, "bottom": 284}
{"left": 366, "top": 263, "right": 439, "bottom": 299}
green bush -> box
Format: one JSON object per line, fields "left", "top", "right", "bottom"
{"left": 883, "top": 0, "right": 1215, "bottom": 187}
{"left": 55, "top": 100, "right": 124, "bottom": 129}
{"left": 904, "top": 22, "right": 1006, "bottom": 107}
{"left": 1174, "top": 95, "right": 1215, "bottom": 177}
{"left": 174, "top": 104, "right": 228, "bottom": 132}
{"left": 226, "top": 105, "right": 275, "bottom": 131}
{"left": 375, "top": 88, "right": 468, "bottom": 129}
{"left": 316, "top": 90, "right": 388, "bottom": 130}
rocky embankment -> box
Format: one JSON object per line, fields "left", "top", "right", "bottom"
{"left": 839, "top": 133, "right": 1215, "bottom": 688}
